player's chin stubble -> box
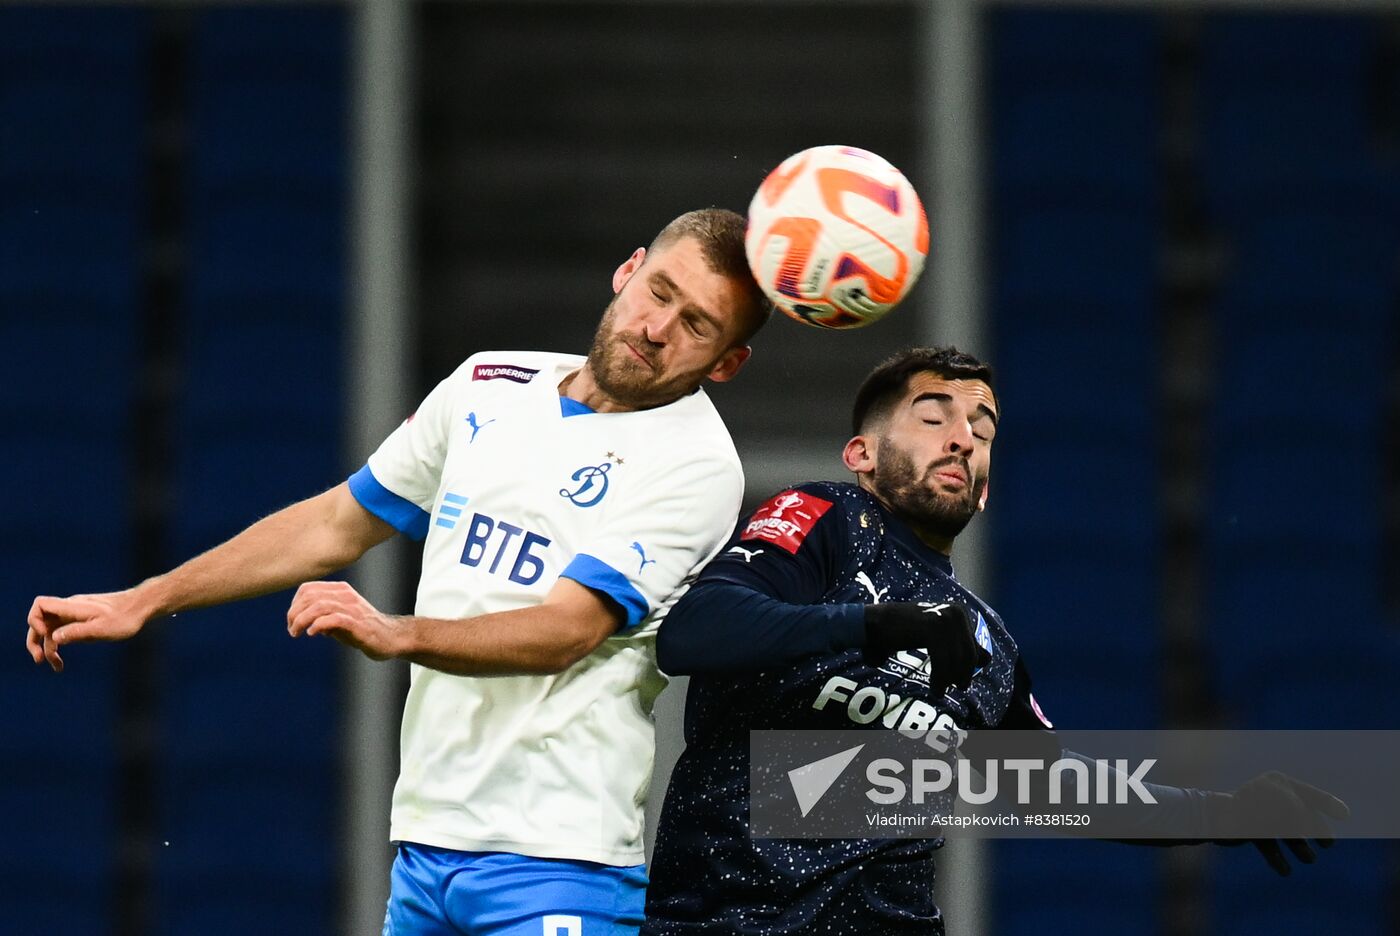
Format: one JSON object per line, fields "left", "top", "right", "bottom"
{"left": 586, "top": 299, "right": 663, "bottom": 406}
{"left": 874, "top": 440, "right": 985, "bottom": 540}
{"left": 586, "top": 297, "right": 707, "bottom": 409}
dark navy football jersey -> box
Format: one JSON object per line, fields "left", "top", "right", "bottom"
{"left": 644, "top": 480, "right": 1051, "bottom": 936}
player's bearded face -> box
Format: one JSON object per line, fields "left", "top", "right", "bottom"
{"left": 586, "top": 294, "right": 717, "bottom": 407}
{"left": 873, "top": 434, "right": 988, "bottom": 539}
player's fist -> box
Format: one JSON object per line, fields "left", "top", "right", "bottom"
{"left": 862, "top": 601, "right": 988, "bottom": 691}
{"left": 26, "top": 590, "right": 152, "bottom": 673}
{"left": 287, "top": 580, "right": 404, "bottom": 661}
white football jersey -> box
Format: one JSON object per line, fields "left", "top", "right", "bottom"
{"left": 348, "top": 350, "right": 743, "bottom": 866}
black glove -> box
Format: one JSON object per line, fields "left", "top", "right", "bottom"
{"left": 1214, "top": 771, "right": 1350, "bottom": 875}
{"left": 863, "top": 601, "right": 989, "bottom": 691}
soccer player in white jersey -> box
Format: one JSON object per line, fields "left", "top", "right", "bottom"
{"left": 25, "top": 208, "right": 773, "bottom": 936}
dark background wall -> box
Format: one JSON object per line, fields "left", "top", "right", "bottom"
{"left": 3, "top": 3, "right": 1397, "bottom": 935}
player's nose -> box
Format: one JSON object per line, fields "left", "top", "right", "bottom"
{"left": 945, "top": 417, "right": 975, "bottom": 453}
{"left": 640, "top": 313, "right": 674, "bottom": 347}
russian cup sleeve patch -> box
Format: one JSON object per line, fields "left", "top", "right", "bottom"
{"left": 739, "top": 489, "right": 835, "bottom": 555}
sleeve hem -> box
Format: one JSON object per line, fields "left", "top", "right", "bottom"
{"left": 560, "top": 553, "right": 649, "bottom": 628}
{"left": 348, "top": 465, "right": 431, "bottom": 541}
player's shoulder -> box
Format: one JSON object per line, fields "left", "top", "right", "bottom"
{"left": 752, "top": 479, "right": 877, "bottom": 515}
{"left": 451, "top": 350, "right": 581, "bottom": 386}
{"left": 741, "top": 480, "right": 878, "bottom": 544}
{"left": 642, "top": 388, "right": 740, "bottom": 466}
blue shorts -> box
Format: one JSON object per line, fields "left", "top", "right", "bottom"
{"left": 383, "top": 843, "right": 648, "bottom": 936}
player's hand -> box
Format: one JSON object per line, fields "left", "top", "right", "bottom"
{"left": 1214, "top": 771, "right": 1350, "bottom": 875}
{"left": 862, "top": 601, "right": 988, "bottom": 691}
{"left": 287, "top": 580, "right": 405, "bottom": 661}
{"left": 26, "top": 590, "right": 151, "bottom": 673}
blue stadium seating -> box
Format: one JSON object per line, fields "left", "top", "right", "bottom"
{"left": 1208, "top": 840, "right": 1390, "bottom": 934}
{"left": 987, "top": 11, "right": 1163, "bottom": 932}
{"left": 990, "top": 10, "right": 1157, "bottom": 86}
{"left": 0, "top": 9, "right": 147, "bottom": 933}
{"left": 992, "top": 840, "right": 1159, "bottom": 934}
{"left": 153, "top": 766, "right": 336, "bottom": 936}
{"left": 993, "top": 443, "right": 1157, "bottom": 549}
{"left": 151, "top": 10, "right": 348, "bottom": 934}
{"left": 1199, "top": 14, "right": 1393, "bottom": 218}
{"left": 994, "top": 208, "right": 1156, "bottom": 312}
{"left": 993, "top": 87, "right": 1157, "bottom": 208}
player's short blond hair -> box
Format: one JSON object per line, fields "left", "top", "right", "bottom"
{"left": 650, "top": 208, "right": 773, "bottom": 346}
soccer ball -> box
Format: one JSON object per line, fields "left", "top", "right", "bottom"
{"left": 745, "top": 145, "right": 929, "bottom": 329}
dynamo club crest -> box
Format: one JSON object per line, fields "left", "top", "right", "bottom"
{"left": 560, "top": 462, "right": 612, "bottom": 508}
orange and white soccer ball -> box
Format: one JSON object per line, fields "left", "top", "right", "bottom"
{"left": 745, "top": 145, "right": 929, "bottom": 329}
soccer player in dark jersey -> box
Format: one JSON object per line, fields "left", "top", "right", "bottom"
{"left": 643, "top": 346, "right": 1347, "bottom": 935}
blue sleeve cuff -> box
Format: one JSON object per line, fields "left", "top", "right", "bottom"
{"left": 348, "top": 465, "right": 431, "bottom": 541}
{"left": 560, "top": 553, "right": 650, "bottom": 628}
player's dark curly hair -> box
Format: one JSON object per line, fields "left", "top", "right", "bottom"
{"left": 650, "top": 208, "right": 774, "bottom": 346}
{"left": 851, "top": 346, "right": 997, "bottom": 435}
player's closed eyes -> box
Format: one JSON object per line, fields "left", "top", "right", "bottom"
{"left": 924, "top": 418, "right": 992, "bottom": 442}
{"left": 685, "top": 317, "right": 713, "bottom": 340}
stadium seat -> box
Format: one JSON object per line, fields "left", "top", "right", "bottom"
{"left": 1198, "top": 14, "right": 1390, "bottom": 218}
{"left": 1211, "top": 331, "right": 1388, "bottom": 437}
{"left": 190, "top": 82, "right": 347, "bottom": 195}
{"left": 993, "top": 442, "right": 1157, "bottom": 548}
{"left": 186, "top": 200, "right": 345, "bottom": 303}
{"left": 0, "top": 199, "right": 142, "bottom": 295}
{"left": 992, "top": 324, "right": 1154, "bottom": 447}
{"left": 994, "top": 209, "right": 1156, "bottom": 312}
{"left": 179, "top": 318, "right": 341, "bottom": 425}
{"left": 993, "top": 87, "right": 1157, "bottom": 208}
{"left": 1207, "top": 439, "right": 1382, "bottom": 551}
{"left": 2, "top": 316, "right": 138, "bottom": 424}
{"left": 1217, "top": 214, "right": 1400, "bottom": 311}
{"left": 169, "top": 432, "right": 337, "bottom": 550}
{"left": 149, "top": 11, "right": 350, "bottom": 932}
{"left": 0, "top": 426, "right": 132, "bottom": 547}
{"left": 994, "top": 839, "right": 1158, "bottom": 935}
{"left": 0, "top": 9, "right": 148, "bottom": 935}
{"left": 990, "top": 9, "right": 1158, "bottom": 87}
{"left": 997, "top": 545, "right": 1157, "bottom": 650}
{"left": 1208, "top": 839, "right": 1390, "bottom": 935}
{"left": 1204, "top": 559, "right": 1393, "bottom": 726}
{"left": 153, "top": 769, "right": 336, "bottom": 936}
{"left": 0, "top": 82, "right": 145, "bottom": 191}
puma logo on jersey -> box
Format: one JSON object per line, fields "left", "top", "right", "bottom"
{"left": 631, "top": 541, "right": 656, "bottom": 573}
{"left": 726, "top": 545, "right": 764, "bottom": 563}
{"left": 855, "top": 571, "right": 889, "bottom": 604}
{"left": 465, "top": 412, "right": 496, "bottom": 443}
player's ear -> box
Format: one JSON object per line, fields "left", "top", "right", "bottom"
{"left": 842, "top": 435, "right": 876, "bottom": 476}
{"left": 612, "top": 248, "right": 647, "bottom": 294}
{"left": 706, "top": 345, "right": 751, "bottom": 384}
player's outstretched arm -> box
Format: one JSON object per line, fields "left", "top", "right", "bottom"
{"left": 286, "top": 576, "right": 621, "bottom": 676}
{"left": 26, "top": 482, "right": 395, "bottom": 672}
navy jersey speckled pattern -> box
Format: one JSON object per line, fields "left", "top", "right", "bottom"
{"left": 645, "top": 481, "right": 1047, "bottom": 936}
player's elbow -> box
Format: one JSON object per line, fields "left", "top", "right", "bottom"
{"left": 539, "top": 616, "right": 615, "bottom": 673}
{"left": 655, "top": 610, "right": 699, "bottom": 676}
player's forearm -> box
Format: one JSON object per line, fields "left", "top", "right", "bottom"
{"left": 961, "top": 733, "right": 1227, "bottom": 842}
{"left": 656, "top": 579, "right": 866, "bottom": 675}
{"left": 396, "top": 605, "right": 609, "bottom": 676}
{"left": 138, "top": 486, "right": 386, "bottom": 618}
